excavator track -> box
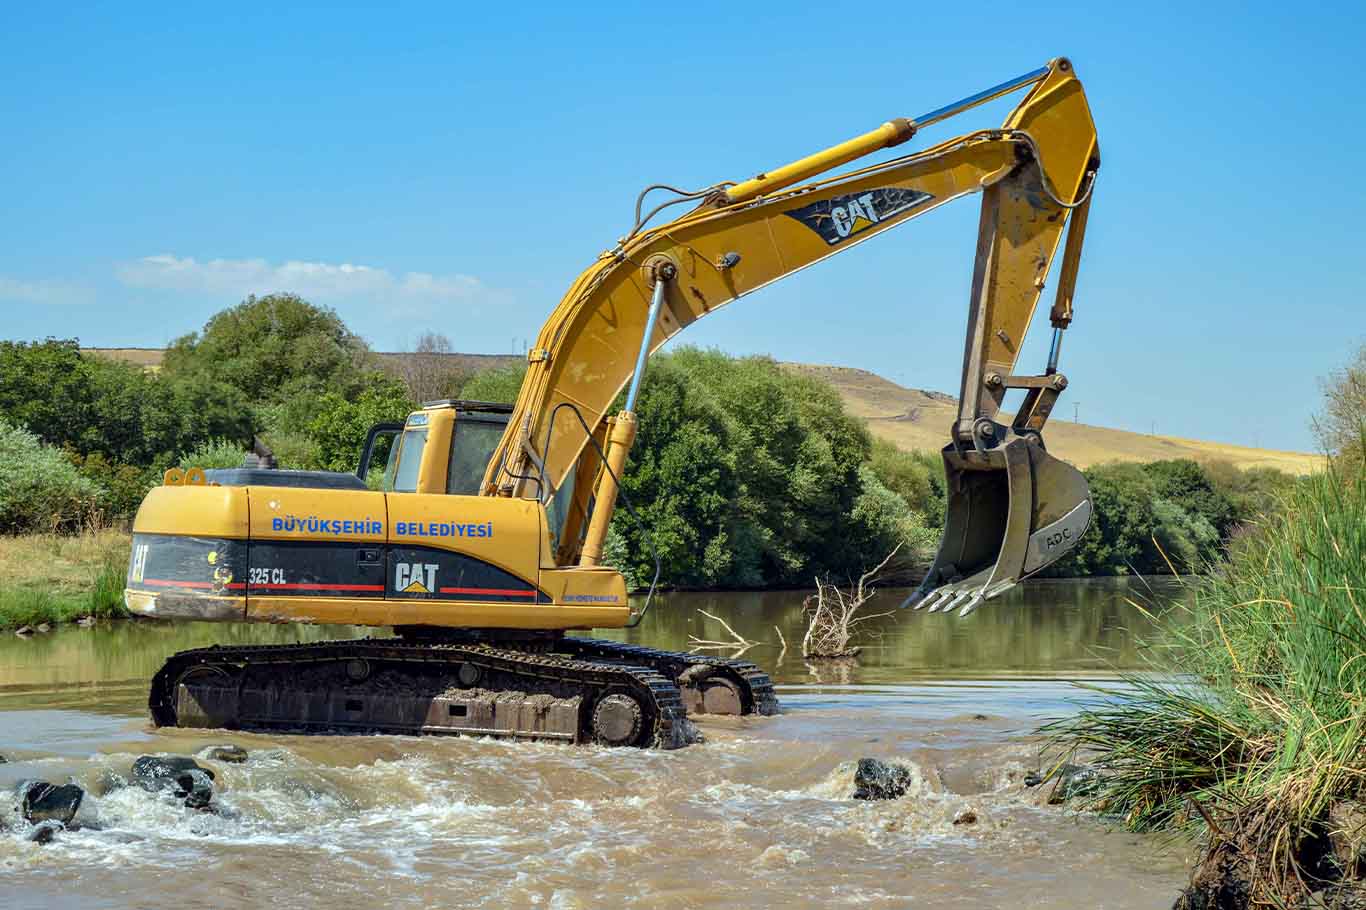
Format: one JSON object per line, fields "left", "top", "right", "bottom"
{"left": 149, "top": 638, "right": 695, "bottom": 749}
{"left": 560, "top": 637, "right": 780, "bottom": 718}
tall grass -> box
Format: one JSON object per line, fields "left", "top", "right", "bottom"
{"left": 1048, "top": 458, "right": 1365, "bottom": 901}
{"left": 0, "top": 530, "right": 130, "bottom": 629}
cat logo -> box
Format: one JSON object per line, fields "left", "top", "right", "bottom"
{"left": 783, "top": 187, "right": 934, "bottom": 246}
{"left": 394, "top": 562, "right": 438, "bottom": 594}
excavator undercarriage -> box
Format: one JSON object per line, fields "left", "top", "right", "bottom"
{"left": 151, "top": 633, "right": 778, "bottom": 749}
{"left": 128, "top": 57, "right": 1101, "bottom": 749}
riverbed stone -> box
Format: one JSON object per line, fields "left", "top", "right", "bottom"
{"left": 199, "top": 744, "right": 248, "bottom": 764}
{"left": 952, "top": 807, "right": 979, "bottom": 826}
{"left": 852, "top": 758, "right": 913, "bottom": 801}
{"left": 1048, "top": 763, "right": 1103, "bottom": 804}
{"left": 1329, "top": 801, "right": 1366, "bottom": 876}
{"left": 14, "top": 626, "right": 33, "bottom": 637}
{"left": 18, "top": 781, "right": 84, "bottom": 826}
{"left": 132, "top": 755, "right": 216, "bottom": 809}
{"left": 26, "top": 820, "right": 64, "bottom": 844}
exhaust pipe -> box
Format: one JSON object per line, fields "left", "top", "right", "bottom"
{"left": 903, "top": 434, "right": 1091, "bottom": 615}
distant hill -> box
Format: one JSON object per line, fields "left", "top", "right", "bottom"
{"left": 85, "top": 348, "right": 1319, "bottom": 474}
{"left": 786, "top": 364, "right": 1320, "bottom": 474}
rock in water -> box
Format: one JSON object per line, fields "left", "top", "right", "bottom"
{"left": 132, "top": 755, "right": 217, "bottom": 809}
{"left": 1048, "top": 763, "right": 1102, "bottom": 804}
{"left": 952, "top": 807, "right": 979, "bottom": 826}
{"left": 178, "top": 770, "right": 214, "bottom": 810}
{"left": 0, "top": 753, "right": 8, "bottom": 763}
{"left": 199, "top": 744, "right": 248, "bottom": 764}
{"left": 26, "top": 820, "right": 64, "bottom": 844}
{"left": 852, "top": 758, "right": 913, "bottom": 801}
{"left": 19, "top": 781, "right": 85, "bottom": 826}
{"left": 1329, "top": 800, "right": 1366, "bottom": 877}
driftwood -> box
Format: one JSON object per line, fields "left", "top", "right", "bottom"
{"left": 801, "top": 546, "right": 900, "bottom": 660}
{"left": 688, "top": 609, "right": 759, "bottom": 658}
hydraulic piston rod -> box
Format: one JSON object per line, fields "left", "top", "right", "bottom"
{"left": 723, "top": 63, "right": 1051, "bottom": 205}
{"left": 579, "top": 265, "right": 673, "bottom": 566}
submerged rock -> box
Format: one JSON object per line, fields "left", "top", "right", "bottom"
{"left": 1047, "top": 763, "right": 1103, "bottom": 804}
{"left": 19, "top": 781, "right": 84, "bottom": 826}
{"left": 952, "top": 807, "right": 979, "bottom": 826}
{"left": 1023, "top": 770, "right": 1044, "bottom": 788}
{"left": 199, "top": 744, "right": 248, "bottom": 764}
{"left": 0, "top": 753, "right": 7, "bottom": 763}
{"left": 1329, "top": 801, "right": 1366, "bottom": 876}
{"left": 26, "top": 820, "right": 63, "bottom": 844}
{"left": 852, "top": 758, "right": 914, "bottom": 801}
{"left": 132, "top": 755, "right": 216, "bottom": 810}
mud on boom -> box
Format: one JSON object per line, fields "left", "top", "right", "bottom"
{"left": 128, "top": 57, "right": 1101, "bottom": 749}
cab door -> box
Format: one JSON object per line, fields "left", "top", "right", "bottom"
{"left": 383, "top": 406, "right": 551, "bottom": 627}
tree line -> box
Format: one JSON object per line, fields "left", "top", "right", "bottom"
{"left": 1, "top": 292, "right": 1331, "bottom": 586}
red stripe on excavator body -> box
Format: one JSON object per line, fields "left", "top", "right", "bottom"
{"left": 142, "top": 579, "right": 246, "bottom": 591}
{"left": 438, "top": 586, "right": 537, "bottom": 597}
{"left": 250, "top": 583, "right": 385, "bottom": 591}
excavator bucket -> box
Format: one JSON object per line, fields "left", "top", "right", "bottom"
{"left": 904, "top": 437, "right": 1091, "bottom": 615}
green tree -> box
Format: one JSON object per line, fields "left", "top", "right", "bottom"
{"left": 162, "top": 293, "right": 369, "bottom": 405}
{"left": 0, "top": 339, "right": 251, "bottom": 471}
{"left": 305, "top": 374, "right": 416, "bottom": 473}
{"left": 1140, "top": 459, "right": 1237, "bottom": 538}
{"left": 460, "top": 364, "right": 527, "bottom": 404}
{"left": 1316, "top": 341, "right": 1365, "bottom": 463}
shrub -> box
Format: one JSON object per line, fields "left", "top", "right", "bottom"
{"left": 178, "top": 439, "right": 250, "bottom": 471}
{"left": 867, "top": 438, "right": 945, "bottom": 528}
{"left": 0, "top": 419, "right": 103, "bottom": 533}
{"left": 460, "top": 364, "right": 527, "bottom": 404}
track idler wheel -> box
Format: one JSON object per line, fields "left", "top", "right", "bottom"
{"left": 592, "top": 693, "right": 643, "bottom": 747}
{"left": 676, "top": 664, "right": 746, "bottom": 715}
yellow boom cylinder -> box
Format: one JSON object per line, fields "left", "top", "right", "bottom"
{"left": 579, "top": 413, "right": 637, "bottom": 567}
{"left": 723, "top": 118, "right": 916, "bottom": 204}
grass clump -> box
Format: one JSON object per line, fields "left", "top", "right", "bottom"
{"left": 0, "top": 529, "right": 131, "bottom": 629}
{"left": 1048, "top": 459, "right": 1366, "bottom": 904}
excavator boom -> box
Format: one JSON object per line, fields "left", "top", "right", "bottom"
{"left": 483, "top": 57, "right": 1099, "bottom": 612}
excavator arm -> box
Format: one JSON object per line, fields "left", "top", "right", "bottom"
{"left": 481, "top": 58, "right": 1100, "bottom": 615}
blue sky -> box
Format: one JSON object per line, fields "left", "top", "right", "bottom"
{"left": 2, "top": 1, "right": 1362, "bottom": 452}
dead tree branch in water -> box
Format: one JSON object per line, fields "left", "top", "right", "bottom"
{"left": 688, "top": 609, "right": 759, "bottom": 657}
{"left": 802, "top": 545, "right": 900, "bottom": 660}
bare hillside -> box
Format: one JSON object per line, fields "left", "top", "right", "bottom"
{"left": 785, "top": 364, "right": 1320, "bottom": 474}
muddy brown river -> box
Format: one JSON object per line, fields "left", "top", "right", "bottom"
{"left": 0, "top": 579, "right": 1191, "bottom": 909}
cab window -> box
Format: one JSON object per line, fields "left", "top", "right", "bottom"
{"left": 390, "top": 428, "right": 428, "bottom": 493}
{"left": 447, "top": 418, "right": 506, "bottom": 495}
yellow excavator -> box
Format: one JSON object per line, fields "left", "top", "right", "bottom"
{"left": 126, "top": 58, "right": 1100, "bottom": 749}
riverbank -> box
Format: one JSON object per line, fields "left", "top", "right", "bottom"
{"left": 0, "top": 530, "right": 129, "bottom": 631}
{"left": 1051, "top": 462, "right": 1366, "bottom": 907}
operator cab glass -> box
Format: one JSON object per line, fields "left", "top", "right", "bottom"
{"left": 447, "top": 416, "right": 506, "bottom": 495}
{"left": 388, "top": 415, "right": 429, "bottom": 493}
